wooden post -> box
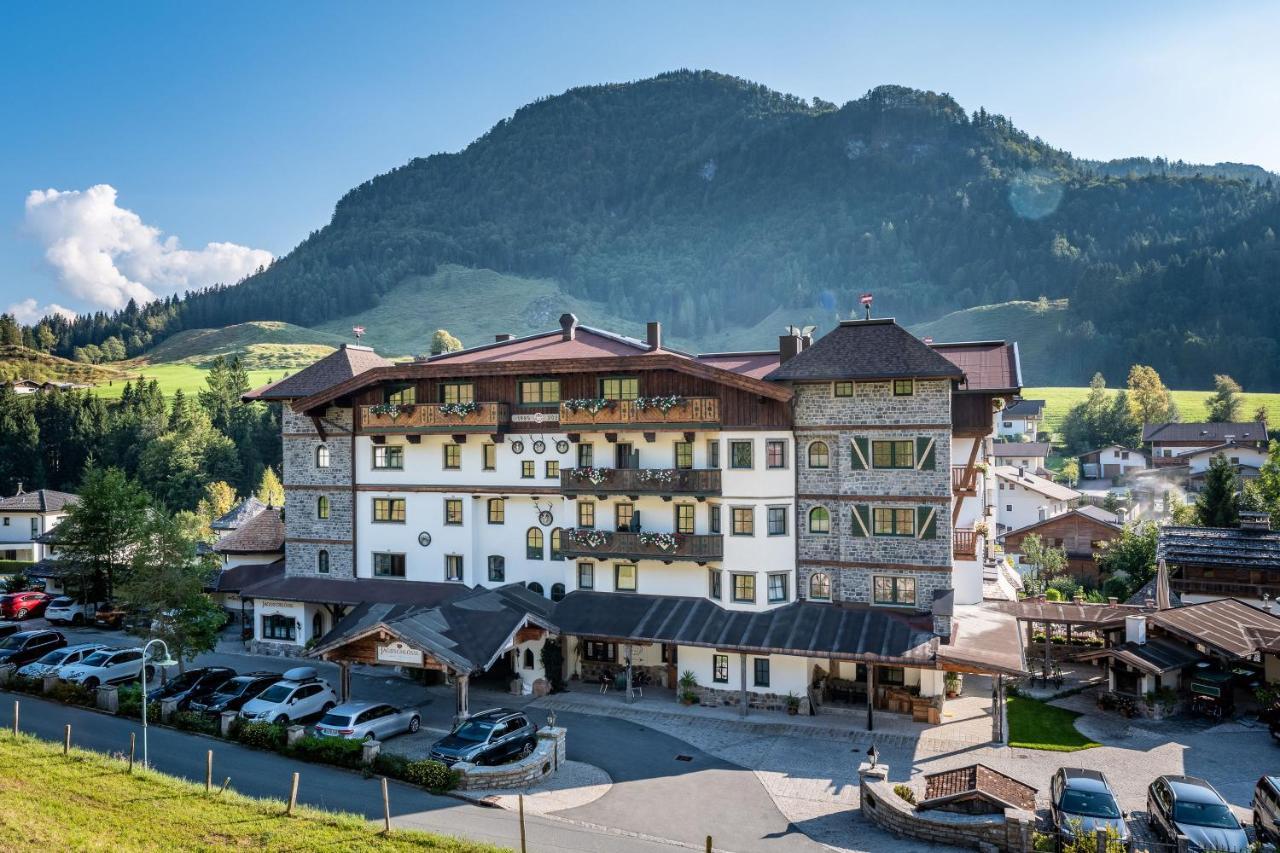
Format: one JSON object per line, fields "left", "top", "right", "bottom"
{"left": 64, "top": 724, "right": 71, "bottom": 756}
{"left": 624, "top": 643, "right": 634, "bottom": 704}
{"left": 518, "top": 793, "right": 527, "bottom": 853}
{"left": 866, "top": 665, "right": 876, "bottom": 732}
{"left": 705, "top": 835, "right": 712, "bottom": 853}
{"left": 381, "top": 776, "right": 391, "bottom": 834}
{"left": 128, "top": 732, "right": 135, "bottom": 772}
{"left": 1044, "top": 621, "right": 1052, "bottom": 679}
{"left": 455, "top": 673, "right": 470, "bottom": 722}
{"left": 206, "top": 750, "right": 213, "bottom": 793}
{"left": 287, "top": 772, "right": 299, "bottom": 815}
{"left": 11, "top": 699, "right": 17, "bottom": 736}
{"left": 340, "top": 662, "right": 351, "bottom": 702}
{"left": 219, "top": 777, "right": 231, "bottom": 795}
{"left": 739, "top": 653, "right": 748, "bottom": 718}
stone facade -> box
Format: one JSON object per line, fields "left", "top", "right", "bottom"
{"left": 453, "top": 726, "right": 567, "bottom": 790}
{"left": 693, "top": 684, "right": 792, "bottom": 712}
{"left": 282, "top": 406, "right": 355, "bottom": 578}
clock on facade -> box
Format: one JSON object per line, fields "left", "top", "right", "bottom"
{"left": 533, "top": 439, "right": 546, "bottom": 454}
{"left": 555, "top": 440, "right": 570, "bottom": 453}
{"left": 417, "top": 531, "right": 432, "bottom": 547}
{"left": 538, "top": 510, "right": 553, "bottom": 526}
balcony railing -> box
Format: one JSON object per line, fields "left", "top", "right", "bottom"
{"left": 1170, "top": 578, "right": 1277, "bottom": 599}
{"left": 952, "top": 466, "right": 978, "bottom": 494}
{"left": 559, "top": 397, "right": 720, "bottom": 428}
{"left": 953, "top": 528, "right": 978, "bottom": 559}
{"left": 560, "top": 467, "right": 721, "bottom": 497}
{"left": 360, "top": 402, "right": 510, "bottom": 433}
{"left": 559, "top": 529, "right": 723, "bottom": 563}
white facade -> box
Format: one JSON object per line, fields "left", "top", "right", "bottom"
{"left": 1081, "top": 445, "right": 1148, "bottom": 479}
{"left": 997, "top": 412, "right": 1040, "bottom": 440}
{"left": 0, "top": 509, "right": 69, "bottom": 562}
{"left": 1182, "top": 445, "right": 1267, "bottom": 475}
{"left": 994, "top": 467, "right": 1077, "bottom": 534}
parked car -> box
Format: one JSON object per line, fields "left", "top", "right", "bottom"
{"left": 147, "top": 666, "right": 237, "bottom": 709}
{"left": 1147, "top": 774, "right": 1249, "bottom": 853}
{"left": 237, "top": 667, "right": 338, "bottom": 726}
{"left": 0, "top": 622, "right": 19, "bottom": 639}
{"left": 428, "top": 708, "right": 538, "bottom": 767}
{"left": 1254, "top": 776, "right": 1280, "bottom": 847}
{"left": 17, "top": 642, "right": 108, "bottom": 679}
{"left": 0, "top": 591, "right": 52, "bottom": 620}
{"left": 1050, "top": 768, "right": 1128, "bottom": 843}
{"left": 93, "top": 602, "right": 128, "bottom": 630}
{"left": 0, "top": 630, "right": 66, "bottom": 666}
{"left": 314, "top": 701, "right": 421, "bottom": 741}
{"left": 60, "top": 647, "right": 154, "bottom": 690}
{"left": 44, "top": 596, "right": 102, "bottom": 626}
{"left": 189, "top": 671, "right": 283, "bottom": 716}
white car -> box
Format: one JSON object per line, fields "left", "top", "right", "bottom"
{"left": 17, "top": 642, "right": 108, "bottom": 679}
{"left": 44, "top": 597, "right": 102, "bottom": 626}
{"left": 238, "top": 666, "right": 338, "bottom": 726}
{"left": 60, "top": 647, "right": 154, "bottom": 689}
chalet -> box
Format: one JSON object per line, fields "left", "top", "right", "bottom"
{"left": 5, "top": 379, "right": 41, "bottom": 395}
{"left": 1078, "top": 444, "right": 1148, "bottom": 480}
{"left": 1000, "top": 505, "right": 1122, "bottom": 584}
{"left": 997, "top": 399, "right": 1044, "bottom": 440}
{"left": 0, "top": 486, "right": 77, "bottom": 563}
{"left": 992, "top": 441, "right": 1049, "bottom": 475}
{"left": 1158, "top": 512, "right": 1280, "bottom": 606}
{"left": 1143, "top": 421, "right": 1267, "bottom": 468}
{"left": 993, "top": 466, "right": 1079, "bottom": 534}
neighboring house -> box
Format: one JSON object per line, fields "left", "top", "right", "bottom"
{"left": 6, "top": 379, "right": 41, "bottom": 395}
{"left": 1000, "top": 505, "right": 1122, "bottom": 585}
{"left": 992, "top": 441, "right": 1050, "bottom": 475}
{"left": 0, "top": 486, "right": 78, "bottom": 563}
{"left": 997, "top": 399, "right": 1044, "bottom": 440}
{"left": 994, "top": 466, "right": 1079, "bottom": 534}
{"left": 1143, "top": 421, "right": 1267, "bottom": 467}
{"left": 1178, "top": 441, "right": 1269, "bottom": 489}
{"left": 1078, "top": 445, "right": 1148, "bottom": 480}
{"left": 1157, "top": 511, "right": 1280, "bottom": 606}
{"left": 212, "top": 501, "right": 285, "bottom": 569}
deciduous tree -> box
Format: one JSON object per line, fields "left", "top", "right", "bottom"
{"left": 1205, "top": 374, "right": 1243, "bottom": 423}
{"left": 1126, "top": 364, "right": 1178, "bottom": 425}
{"left": 48, "top": 464, "right": 150, "bottom": 599}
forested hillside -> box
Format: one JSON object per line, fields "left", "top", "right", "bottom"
{"left": 10, "top": 70, "right": 1280, "bottom": 386}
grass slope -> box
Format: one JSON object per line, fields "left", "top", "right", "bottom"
{"left": 1006, "top": 695, "right": 1100, "bottom": 752}
{"left": 1027, "top": 386, "right": 1280, "bottom": 436}
{"left": 909, "top": 299, "right": 1070, "bottom": 382}
{"left": 0, "top": 733, "right": 502, "bottom": 852}
{"left": 91, "top": 363, "right": 289, "bottom": 400}
{"left": 138, "top": 321, "right": 348, "bottom": 369}
{"left": 0, "top": 345, "right": 122, "bottom": 385}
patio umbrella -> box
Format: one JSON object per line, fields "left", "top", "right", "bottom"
{"left": 1155, "top": 559, "right": 1172, "bottom": 611}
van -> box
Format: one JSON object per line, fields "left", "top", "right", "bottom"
{"left": 1253, "top": 775, "right": 1280, "bottom": 846}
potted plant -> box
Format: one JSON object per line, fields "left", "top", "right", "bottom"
{"left": 785, "top": 692, "right": 801, "bottom": 715}
{"left": 944, "top": 671, "right": 961, "bottom": 699}
{"left": 678, "top": 669, "right": 699, "bottom": 705}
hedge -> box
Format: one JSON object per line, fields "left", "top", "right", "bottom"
{"left": 0, "top": 560, "right": 35, "bottom": 574}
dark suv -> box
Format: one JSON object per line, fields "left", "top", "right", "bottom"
{"left": 429, "top": 708, "right": 538, "bottom": 766}
{"left": 0, "top": 630, "right": 65, "bottom": 666}
{"left": 1051, "top": 768, "right": 1128, "bottom": 843}
{"left": 1147, "top": 774, "right": 1248, "bottom": 853}
{"left": 1255, "top": 775, "right": 1280, "bottom": 846}
{"left": 188, "top": 671, "right": 281, "bottom": 716}
{"left": 148, "top": 666, "right": 237, "bottom": 710}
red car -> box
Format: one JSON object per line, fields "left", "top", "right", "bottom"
{"left": 0, "top": 592, "right": 52, "bottom": 620}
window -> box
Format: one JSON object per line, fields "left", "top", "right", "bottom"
{"left": 550, "top": 583, "right": 566, "bottom": 602}
{"left": 809, "top": 572, "right": 831, "bottom": 600}
{"left": 709, "top": 505, "right": 721, "bottom": 534}
{"left": 528, "top": 582, "right": 545, "bottom": 597}
{"left": 315, "top": 445, "right": 330, "bottom": 468}
{"left": 518, "top": 378, "right": 560, "bottom": 405}
{"left": 262, "top": 614, "right": 295, "bottom": 641}
{"left": 443, "top": 444, "right": 461, "bottom": 469}
{"left": 732, "top": 573, "right": 756, "bottom": 603}
{"left": 767, "top": 573, "right": 789, "bottom": 603}
{"left": 526, "top": 528, "right": 544, "bottom": 559}
{"left": 873, "top": 576, "right": 916, "bottom": 606}
{"left": 600, "top": 377, "right": 638, "bottom": 400}
{"left": 808, "top": 506, "right": 831, "bottom": 534}
{"left": 708, "top": 569, "right": 722, "bottom": 600}
{"left": 577, "top": 443, "right": 593, "bottom": 467}
{"left": 522, "top": 648, "right": 535, "bottom": 669}
{"left": 767, "top": 506, "right": 787, "bottom": 536}
{"left": 369, "top": 498, "right": 403, "bottom": 523}
{"left": 487, "top": 556, "right": 505, "bottom": 582}
{"left": 445, "top": 554, "right": 463, "bottom": 581}
{"left": 482, "top": 443, "right": 496, "bottom": 470}
{"left": 550, "top": 528, "right": 564, "bottom": 561}
{"left": 577, "top": 500, "right": 595, "bottom": 528}
{"left": 731, "top": 506, "right": 754, "bottom": 536}
{"left": 1005, "top": 504, "right": 1013, "bottom": 513}
{"left": 582, "top": 641, "right": 616, "bottom": 662}
{"left": 834, "top": 381, "right": 853, "bottom": 397}
{"left": 440, "top": 382, "right": 474, "bottom": 404}
{"left": 373, "top": 553, "right": 405, "bottom": 578}
{"left": 444, "top": 499, "right": 463, "bottom": 525}
{"left": 879, "top": 667, "right": 906, "bottom": 686}
{"left": 893, "top": 379, "right": 914, "bottom": 396}
{"left": 871, "top": 440, "right": 914, "bottom": 469}
{"left": 316, "top": 496, "right": 330, "bottom": 519}
{"left": 312, "top": 613, "right": 324, "bottom": 641}
{"left": 317, "top": 550, "right": 330, "bottom": 574}
{"left": 674, "top": 441, "right": 693, "bottom": 470}
{"left": 753, "top": 658, "right": 770, "bottom": 687}
{"left": 615, "top": 503, "right": 634, "bottom": 532}
{"left": 729, "top": 440, "right": 753, "bottom": 469}
{"left": 766, "top": 439, "right": 787, "bottom": 469}
{"left": 577, "top": 562, "right": 594, "bottom": 590}
{"left": 487, "top": 498, "right": 505, "bottom": 524}
{"left": 373, "top": 445, "right": 403, "bottom": 470}
{"left": 872, "top": 507, "right": 914, "bottom": 536}
{"left": 713, "top": 654, "right": 729, "bottom": 683}
{"left": 545, "top": 460, "right": 560, "bottom": 478}
{"left": 615, "top": 563, "right": 638, "bottom": 592}
{"left": 521, "top": 460, "right": 535, "bottom": 478}
{"left": 385, "top": 383, "right": 416, "bottom": 405}
{"left": 675, "top": 504, "right": 695, "bottom": 534}
{"left": 707, "top": 439, "right": 720, "bottom": 469}
{"left": 807, "top": 441, "right": 829, "bottom": 468}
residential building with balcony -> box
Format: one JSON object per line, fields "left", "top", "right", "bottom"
{"left": 0, "top": 486, "right": 78, "bottom": 564}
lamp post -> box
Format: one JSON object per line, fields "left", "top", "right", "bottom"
{"left": 140, "top": 638, "right": 178, "bottom": 768}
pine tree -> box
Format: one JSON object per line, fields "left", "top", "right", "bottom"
{"left": 1205, "top": 374, "right": 1243, "bottom": 423}
{"left": 1197, "top": 453, "right": 1240, "bottom": 527}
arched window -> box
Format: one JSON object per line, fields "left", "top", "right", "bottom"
{"left": 312, "top": 612, "right": 324, "bottom": 640}
{"left": 551, "top": 582, "right": 566, "bottom": 602}
{"left": 487, "top": 555, "right": 505, "bottom": 582}
{"left": 315, "top": 445, "right": 330, "bottom": 468}
{"left": 807, "top": 441, "right": 830, "bottom": 469}
{"left": 317, "top": 549, "right": 330, "bottom": 574}
{"left": 527, "top": 581, "right": 545, "bottom": 596}
{"left": 808, "top": 506, "right": 830, "bottom": 534}
{"left": 526, "top": 527, "right": 544, "bottom": 560}
{"left": 316, "top": 496, "right": 330, "bottom": 519}
{"left": 523, "top": 648, "right": 535, "bottom": 669}
{"left": 550, "top": 528, "right": 563, "bottom": 561}
{"left": 809, "top": 573, "right": 832, "bottom": 600}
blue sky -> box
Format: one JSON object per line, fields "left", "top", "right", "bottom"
{"left": 3, "top": 1, "right": 1277, "bottom": 320}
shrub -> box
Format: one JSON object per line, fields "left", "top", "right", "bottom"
{"left": 7, "top": 675, "right": 43, "bottom": 695}
{"left": 893, "top": 784, "right": 916, "bottom": 805}
{"left": 1044, "top": 587, "right": 1063, "bottom": 602}
{"left": 115, "top": 685, "right": 160, "bottom": 721}
{"left": 1048, "top": 575, "right": 1081, "bottom": 600}
{"left": 284, "top": 735, "right": 365, "bottom": 768}
{"left": 172, "top": 710, "right": 219, "bottom": 735}
{"left": 399, "top": 758, "right": 460, "bottom": 792}
{"left": 45, "top": 681, "right": 95, "bottom": 707}
{"left": 371, "top": 752, "right": 411, "bottom": 779}
{"left": 233, "top": 720, "right": 286, "bottom": 750}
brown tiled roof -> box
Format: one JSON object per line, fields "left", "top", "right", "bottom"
{"left": 428, "top": 326, "right": 652, "bottom": 364}
{"left": 0, "top": 489, "right": 78, "bottom": 512}
{"left": 931, "top": 341, "right": 1022, "bottom": 392}
{"left": 1012, "top": 599, "right": 1140, "bottom": 627}
{"left": 244, "top": 344, "right": 392, "bottom": 401}
{"left": 1149, "top": 598, "right": 1280, "bottom": 659}
{"left": 1158, "top": 525, "right": 1280, "bottom": 571}
{"left": 1142, "top": 421, "right": 1267, "bottom": 443}
{"left": 921, "top": 764, "right": 1036, "bottom": 812}
{"left": 694, "top": 351, "right": 781, "bottom": 380}
{"left": 207, "top": 560, "right": 284, "bottom": 593}
{"left": 767, "top": 319, "right": 965, "bottom": 383}
{"left": 213, "top": 507, "right": 284, "bottom": 554}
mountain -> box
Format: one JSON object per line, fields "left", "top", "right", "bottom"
{"left": 135, "top": 321, "right": 347, "bottom": 369}
{"left": 18, "top": 70, "right": 1280, "bottom": 387}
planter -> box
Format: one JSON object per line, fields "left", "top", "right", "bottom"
{"left": 787, "top": 706, "right": 799, "bottom": 716}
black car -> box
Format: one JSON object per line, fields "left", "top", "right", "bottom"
{"left": 1255, "top": 776, "right": 1280, "bottom": 846}
{"left": 428, "top": 708, "right": 538, "bottom": 767}
{"left": 1147, "top": 774, "right": 1249, "bottom": 853}
{"left": 148, "top": 666, "right": 237, "bottom": 710}
{"left": 0, "top": 630, "right": 66, "bottom": 666}
{"left": 0, "top": 622, "right": 20, "bottom": 639}
{"left": 188, "top": 671, "right": 282, "bottom": 716}
{"left": 1050, "top": 768, "right": 1128, "bottom": 843}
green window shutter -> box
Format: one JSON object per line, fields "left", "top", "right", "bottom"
{"left": 917, "top": 506, "right": 937, "bottom": 540}
{"left": 850, "top": 436, "right": 869, "bottom": 471}
{"left": 916, "top": 437, "right": 936, "bottom": 471}
{"left": 851, "top": 505, "right": 870, "bottom": 537}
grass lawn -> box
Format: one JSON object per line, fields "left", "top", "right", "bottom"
{"left": 1006, "top": 695, "right": 1100, "bottom": 752}
{"left": 90, "top": 362, "right": 287, "bottom": 400}
{"left": 1025, "top": 386, "right": 1280, "bottom": 438}
{"left": 0, "top": 733, "right": 504, "bottom": 852}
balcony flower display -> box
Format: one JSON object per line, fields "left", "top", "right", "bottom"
{"left": 566, "top": 528, "right": 611, "bottom": 548}
{"left": 437, "top": 401, "right": 481, "bottom": 418}
{"left": 636, "top": 469, "right": 675, "bottom": 486}
{"left": 369, "top": 403, "right": 414, "bottom": 418}
{"left": 571, "top": 467, "right": 611, "bottom": 486}
{"left": 563, "top": 398, "right": 613, "bottom": 414}
{"left": 633, "top": 395, "right": 685, "bottom": 414}
{"left": 638, "top": 531, "right": 680, "bottom": 551}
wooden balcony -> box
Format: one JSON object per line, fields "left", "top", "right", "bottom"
{"left": 953, "top": 528, "right": 978, "bottom": 560}
{"left": 360, "top": 402, "right": 510, "bottom": 434}
{"left": 559, "top": 397, "right": 720, "bottom": 429}
{"left": 952, "top": 466, "right": 978, "bottom": 494}
{"left": 559, "top": 529, "right": 723, "bottom": 563}
{"left": 560, "top": 467, "right": 721, "bottom": 498}
{"left": 1170, "top": 578, "right": 1279, "bottom": 599}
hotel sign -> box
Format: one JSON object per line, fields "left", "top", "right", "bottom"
{"left": 511, "top": 412, "right": 559, "bottom": 424}
{"left": 377, "top": 641, "right": 424, "bottom": 666}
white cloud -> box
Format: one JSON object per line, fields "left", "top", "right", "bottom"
{"left": 24, "top": 184, "right": 273, "bottom": 312}
{"left": 6, "top": 298, "right": 77, "bottom": 324}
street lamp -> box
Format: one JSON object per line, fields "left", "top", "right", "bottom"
{"left": 140, "top": 638, "right": 177, "bottom": 768}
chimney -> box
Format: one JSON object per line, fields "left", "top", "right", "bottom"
{"left": 800, "top": 332, "right": 813, "bottom": 350}
{"left": 778, "top": 333, "right": 802, "bottom": 364}
{"left": 494, "top": 333, "right": 514, "bottom": 343}
{"left": 559, "top": 313, "right": 578, "bottom": 341}
{"left": 14, "top": 482, "right": 23, "bottom": 495}
{"left": 646, "top": 321, "right": 662, "bottom": 351}
{"left": 1240, "top": 510, "right": 1272, "bottom": 531}
{"left": 1125, "top": 614, "right": 1147, "bottom": 645}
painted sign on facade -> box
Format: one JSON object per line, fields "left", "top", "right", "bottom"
{"left": 377, "top": 641, "right": 424, "bottom": 666}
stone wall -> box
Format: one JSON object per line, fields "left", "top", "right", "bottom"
{"left": 858, "top": 764, "right": 1035, "bottom": 853}
{"left": 453, "top": 726, "right": 567, "bottom": 790}
{"left": 282, "top": 406, "right": 355, "bottom": 578}
{"left": 692, "top": 684, "right": 792, "bottom": 712}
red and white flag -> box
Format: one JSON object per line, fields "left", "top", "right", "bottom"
{"left": 859, "top": 293, "right": 874, "bottom": 306}
{"left": 352, "top": 325, "right": 365, "bottom": 339}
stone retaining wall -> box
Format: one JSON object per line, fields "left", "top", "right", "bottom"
{"left": 858, "top": 763, "right": 1035, "bottom": 853}
{"left": 453, "top": 726, "right": 567, "bottom": 791}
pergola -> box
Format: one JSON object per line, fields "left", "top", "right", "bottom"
{"left": 1012, "top": 598, "right": 1141, "bottom": 677}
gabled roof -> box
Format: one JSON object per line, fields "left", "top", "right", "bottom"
{"left": 212, "top": 507, "right": 284, "bottom": 554}
{"left": 693, "top": 351, "right": 781, "bottom": 380}
{"left": 993, "top": 442, "right": 1051, "bottom": 457}
{"left": 921, "top": 764, "right": 1036, "bottom": 812}
{"left": 1000, "top": 506, "right": 1121, "bottom": 542}
{"left": 0, "top": 489, "right": 78, "bottom": 513}
{"left": 206, "top": 560, "right": 284, "bottom": 594}
{"left": 211, "top": 496, "right": 267, "bottom": 531}
{"left": 244, "top": 344, "right": 392, "bottom": 401}
{"left": 1074, "top": 638, "right": 1203, "bottom": 675}
{"left": 1142, "top": 421, "right": 1267, "bottom": 443}
{"left": 1158, "top": 525, "right": 1280, "bottom": 571}
{"left": 427, "top": 325, "right": 660, "bottom": 364}
{"left": 1074, "top": 504, "right": 1123, "bottom": 525}
{"left": 1148, "top": 598, "right": 1280, "bottom": 659}
{"left": 1176, "top": 441, "right": 1268, "bottom": 460}
{"left": 929, "top": 340, "right": 1022, "bottom": 393}
{"left": 1003, "top": 399, "right": 1045, "bottom": 417}
{"left": 1126, "top": 576, "right": 1183, "bottom": 608}
{"left": 1078, "top": 444, "right": 1146, "bottom": 458}
{"left": 993, "top": 466, "right": 1080, "bottom": 501}
{"left": 765, "top": 319, "right": 965, "bottom": 383}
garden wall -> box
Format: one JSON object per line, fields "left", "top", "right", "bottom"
{"left": 452, "top": 727, "right": 566, "bottom": 790}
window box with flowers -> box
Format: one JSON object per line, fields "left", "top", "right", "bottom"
{"left": 370, "top": 403, "right": 415, "bottom": 419}
{"left": 571, "top": 467, "right": 612, "bottom": 486}
{"left": 563, "top": 398, "right": 614, "bottom": 415}
{"left": 638, "top": 531, "right": 680, "bottom": 552}
{"left": 437, "top": 401, "right": 481, "bottom": 418}
{"left": 633, "top": 395, "right": 685, "bottom": 414}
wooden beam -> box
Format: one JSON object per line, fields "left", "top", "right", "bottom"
{"left": 739, "top": 653, "right": 748, "bottom": 718}
{"left": 370, "top": 435, "right": 386, "bottom": 445}
{"left": 643, "top": 432, "right": 656, "bottom": 443}
{"left": 953, "top": 438, "right": 983, "bottom": 526}
{"left": 406, "top": 434, "right": 421, "bottom": 444}
{"left": 605, "top": 432, "right": 618, "bottom": 444}
{"left": 867, "top": 664, "right": 876, "bottom": 731}
{"left": 452, "top": 434, "right": 467, "bottom": 444}
{"left": 309, "top": 415, "right": 328, "bottom": 440}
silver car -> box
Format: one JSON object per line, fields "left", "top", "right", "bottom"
{"left": 1051, "top": 767, "right": 1128, "bottom": 843}
{"left": 17, "top": 642, "right": 108, "bottom": 679}
{"left": 313, "top": 701, "right": 421, "bottom": 741}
